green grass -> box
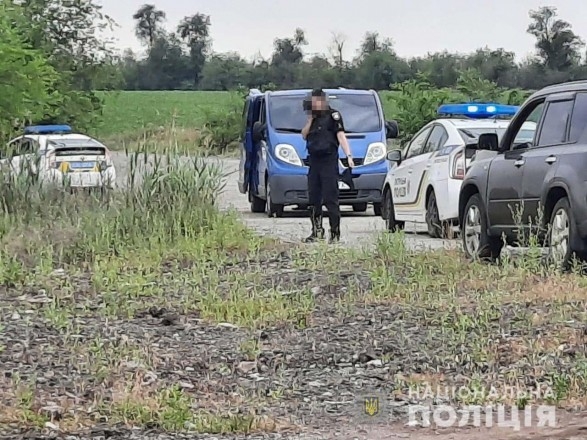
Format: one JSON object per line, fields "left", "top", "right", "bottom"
{"left": 1, "top": 138, "right": 587, "bottom": 435}
{"left": 95, "top": 91, "right": 236, "bottom": 138}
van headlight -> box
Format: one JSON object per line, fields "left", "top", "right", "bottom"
{"left": 275, "top": 144, "right": 302, "bottom": 166}
{"left": 363, "top": 142, "right": 386, "bottom": 165}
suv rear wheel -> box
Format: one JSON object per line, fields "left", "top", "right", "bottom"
{"left": 546, "top": 197, "right": 575, "bottom": 270}
{"left": 462, "top": 194, "right": 502, "bottom": 260}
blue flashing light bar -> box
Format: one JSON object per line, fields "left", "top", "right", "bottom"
{"left": 23, "top": 124, "right": 72, "bottom": 135}
{"left": 437, "top": 103, "right": 519, "bottom": 119}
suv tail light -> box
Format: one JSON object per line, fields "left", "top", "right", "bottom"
{"left": 450, "top": 150, "right": 465, "bottom": 180}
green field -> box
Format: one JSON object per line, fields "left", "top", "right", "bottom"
{"left": 95, "top": 90, "right": 400, "bottom": 148}
{"left": 94, "top": 91, "right": 238, "bottom": 140}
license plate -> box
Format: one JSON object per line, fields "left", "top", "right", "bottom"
{"left": 338, "top": 181, "right": 350, "bottom": 190}
{"left": 69, "top": 161, "right": 96, "bottom": 169}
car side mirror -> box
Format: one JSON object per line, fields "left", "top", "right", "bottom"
{"left": 252, "top": 122, "right": 265, "bottom": 143}
{"left": 385, "top": 120, "right": 399, "bottom": 139}
{"left": 386, "top": 149, "right": 401, "bottom": 163}
{"left": 477, "top": 133, "right": 499, "bottom": 151}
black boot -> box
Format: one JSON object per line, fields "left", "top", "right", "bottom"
{"left": 303, "top": 212, "right": 325, "bottom": 243}
{"left": 329, "top": 227, "right": 340, "bottom": 243}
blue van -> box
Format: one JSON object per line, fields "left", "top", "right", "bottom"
{"left": 237, "top": 88, "right": 399, "bottom": 217}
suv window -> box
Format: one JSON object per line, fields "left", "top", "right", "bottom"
{"left": 424, "top": 125, "right": 448, "bottom": 154}
{"left": 405, "top": 127, "right": 432, "bottom": 159}
{"left": 569, "top": 93, "right": 587, "bottom": 143}
{"left": 537, "top": 100, "right": 574, "bottom": 147}
{"left": 504, "top": 101, "right": 545, "bottom": 150}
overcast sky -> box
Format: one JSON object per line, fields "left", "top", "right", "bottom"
{"left": 97, "top": 0, "right": 587, "bottom": 62}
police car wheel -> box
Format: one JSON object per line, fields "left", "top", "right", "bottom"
{"left": 426, "top": 191, "right": 443, "bottom": 238}
{"left": 373, "top": 203, "right": 382, "bottom": 216}
{"left": 383, "top": 189, "right": 403, "bottom": 232}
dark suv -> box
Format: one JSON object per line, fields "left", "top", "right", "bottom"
{"left": 458, "top": 80, "right": 587, "bottom": 268}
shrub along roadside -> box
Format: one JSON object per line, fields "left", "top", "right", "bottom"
{"left": 0, "top": 150, "right": 261, "bottom": 279}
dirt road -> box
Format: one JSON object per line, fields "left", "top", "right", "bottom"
{"left": 112, "top": 152, "right": 457, "bottom": 249}
{"left": 214, "top": 157, "right": 457, "bottom": 250}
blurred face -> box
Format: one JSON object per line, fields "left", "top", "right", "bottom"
{"left": 312, "top": 96, "right": 327, "bottom": 111}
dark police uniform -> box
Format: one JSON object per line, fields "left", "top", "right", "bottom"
{"left": 304, "top": 107, "right": 346, "bottom": 242}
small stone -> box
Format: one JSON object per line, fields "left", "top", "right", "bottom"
{"left": 11, "top": 312, "right": 20, "bottom": 320}
{"left": 161, "top": 314, "right": 179, "bottom": 326}
{"left": 357, "top": 352, "right": 377, "bottom": 363}
{"left": 311, "top": 286, "right": 321, "bottom": 295}
{"left": 44, "top": 421, "right": 60, "bottom": 430}
{"left": 367, "top": 359, "right": 383, "bottom": 367}
{"left": 178, "top": 381, "right": 194, "bottom": 389}
{"left": 218, "top": 322, "right": 238, "bottom": 329}
{"left": 237, "top": 361, "right": 257, "bottom": 374}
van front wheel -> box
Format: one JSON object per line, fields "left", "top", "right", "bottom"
{"left": 266, "top": 182, "right": 284, "bottom": 218}
{"left": 250, "top": 192, "right": 266, "bottom": 213}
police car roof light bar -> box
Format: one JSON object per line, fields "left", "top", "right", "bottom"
{"left": 437, "top": 103, "right": 519, "bottom": 119}
{"left": 23, "top": 124, "right": 73, "bottom": 135}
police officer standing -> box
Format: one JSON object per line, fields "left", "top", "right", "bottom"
{"left": 301, "top": 89, "right": 354, "bottom": 243}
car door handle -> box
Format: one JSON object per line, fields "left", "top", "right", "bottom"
{"left": 545, "top": 156, "right": 557, "bottom": 164}
{"left": 514, "top": 159, "right": 525, "bottom": 167}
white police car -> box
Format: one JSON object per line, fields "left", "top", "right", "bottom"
{"left": 381, "top": 103, "right": 537, "bottom": 237}
{"left": 2, "top": 124, "right": 116, "bottom": 189}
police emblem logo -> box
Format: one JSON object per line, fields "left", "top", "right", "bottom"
{"left": 332, "top": 111, "right": 341, "bottom": 120}
{"left": 363, "top": 397, "right": 379, "bottom": 416}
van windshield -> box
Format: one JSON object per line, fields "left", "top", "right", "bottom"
{"left": 268, "top": 94, "right": 382, "bottom": 133}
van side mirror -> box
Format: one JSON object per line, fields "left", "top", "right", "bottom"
{"left": 385, "top": 120, "right": 399, "bottom": 139}
{"left": 386, "top": 149, "right": 401, "bottom": 163}
{"left": 252, "top": 121, "right": 265, "bottom": 143}
{"left": 477, "top": 133, "right": 499, "bottom": 151}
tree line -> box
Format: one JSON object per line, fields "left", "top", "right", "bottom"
{"left": 0, "top": 0, "right": 118, "bottom": 136}
{"left": 120, "top": 4, "right": 587, "bottom": 91}
{"left": 1, "top": 0, "right": 587, "bottom": 139}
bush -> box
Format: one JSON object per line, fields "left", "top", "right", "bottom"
{"left": 198, "top": 91, "right": 242, "bottom": 154}
{"left": 0, "top": 149, "right": 250, "bottom": 273}
{"left": 391, "top": 75, "right": 457, "bottom": 143}
{"left": 390, "top": 71, "right": 536, "bottom": 144}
